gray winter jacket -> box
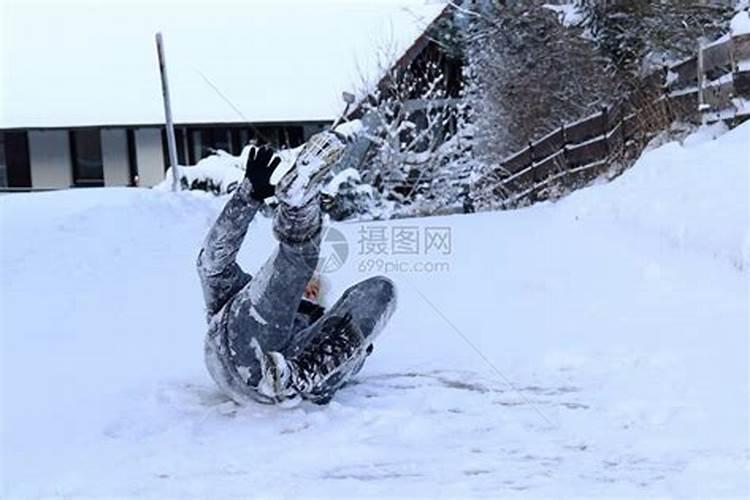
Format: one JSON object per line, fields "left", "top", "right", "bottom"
{"left": 197, "top": 180, "right": 324, "bottom": 404}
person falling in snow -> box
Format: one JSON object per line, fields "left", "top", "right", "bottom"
{"left": 197, "top": 132, "right": 397, "bottom": 405}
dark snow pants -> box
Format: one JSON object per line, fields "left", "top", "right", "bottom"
{"left": 197, "top": 179, "right": 396, "bottom": 398}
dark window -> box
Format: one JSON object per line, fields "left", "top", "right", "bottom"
{"left": 276, "top": 127, "right": 288, "bottom": 148}
{"left": 70, "top": 129, "right": 104, "bottom": 186}
{"left": 284, "top": 126, "right": 304, "bottom": 148}
{"left": 160, "top": 128, "right": 188, "bottom": 170}
{"left": 198, "top": 129, "right": 213, "bottom": 158}
{"left": 239, "top": 128, "right": 251, "bottom": 150}
{"left": 230, "top": 128, "right": 242, "bottom": 155}
{"left": 189, "top": 128, "right": 206, "bottom": 161}
{"left": 0, "top": 133, "right": 6, "bottom": 187}
{"left": 3, "top": 131, "right": 32, "bottom": 188}
{"left": 254, "top": 127, "right": 276, "bottom": 147}
{"left": 178, "top": 128, "right": 189, "bottom": 165}
{"left": 207, "top": 127, "right": 231, "bottom": 153}
{"left": 187, "top": 129, "right": 197, "bottom": 164}
{"left": 229, "top": 127, "right": 257, "bottom": 154}
{"left": 171, "top": 128, "right": 185, "bottom": 165}
{"left": 214, "top": 128, "right": 231, "bottom": 152}
{"left": 197, "top": 127, "right": 232, "bottom": 158}
{"left": 160, "top": 128, "right": 168, "bottom": 169}
{"left": 126, "top": 129, "right": 139, "bottom": 186}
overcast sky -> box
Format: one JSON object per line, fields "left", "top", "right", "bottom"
{"left": 1, "top": 0, "right": 446, "bottom": 127}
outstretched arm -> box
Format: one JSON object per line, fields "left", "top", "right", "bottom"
{"left": 197, "top": 146, "right": 281, "bottom": 314}
{"left": 197, "top": 178, "right": 262, "bottom": 277}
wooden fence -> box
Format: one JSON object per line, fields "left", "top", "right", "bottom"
{"left": 474, "top": 31, "right": 750, "bottom": 209}
{"left": 669, "top": 32, "right": 750, "bottom": 120}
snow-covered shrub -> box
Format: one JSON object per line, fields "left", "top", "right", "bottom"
{"left": 156, "top": 151, "right": 244, "bottom": 195}
{"left": 321, "top": 168, "right": 376, "bottom": 221}
{"left": 349, "top": 19, "right": 479, "bottom": 219}
{"left": 156, "top": 145, "right": 300, "bottom": 196}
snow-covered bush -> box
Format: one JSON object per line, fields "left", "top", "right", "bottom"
{"left": 321, "top": 168, "right": 376, "bottom": 221}
{"left": 346, "top": 17, "right": 479, "bottom": 219}
{"left": 156, "top": 151, "right": 244, "bottom": 195}
{"left": 155, "top": 145, "right": 300, "bottom": 196}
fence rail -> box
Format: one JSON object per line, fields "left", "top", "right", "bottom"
{"left": 474, "top": 30, "right": 750, "bottom": 209}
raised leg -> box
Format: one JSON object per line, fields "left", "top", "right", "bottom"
{"left": 287, "top": 276, "right": 397, "bottom": 366}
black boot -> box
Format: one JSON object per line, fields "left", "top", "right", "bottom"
{"left": 254, "top": 313, "right": 369, "bottom": 404}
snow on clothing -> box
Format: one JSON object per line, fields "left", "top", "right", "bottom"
{"left": 198, "top": 178, "right": 396, "bottom": 404}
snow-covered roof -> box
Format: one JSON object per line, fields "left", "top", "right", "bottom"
{"left": 1, "top": 0, "right": 446, "bottom": 129}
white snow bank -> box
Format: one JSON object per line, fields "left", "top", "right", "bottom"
{"left": 156, "top": 151, "right": 245, "bottom": 194}
{"left": 0, "top": 120, "right": 747, "bottom": 497}
{"left": 156, "top": 144, "right": 302, "bottom": 194}
{"left": 731, "top": 9, "right": 750, "bottom": 35}
{"left": 559, "top": 121, "right": 750, "bottom": 272}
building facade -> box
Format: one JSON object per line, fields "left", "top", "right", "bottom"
{"left": 0, "top": 122, "right": 328, "bottom": 191}
{"left": 1, "top": 3, "right": 450, "bottom": 192}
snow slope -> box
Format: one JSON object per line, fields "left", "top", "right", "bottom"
{"left": 1, "top": 123, "right": 748, "bottom": 497}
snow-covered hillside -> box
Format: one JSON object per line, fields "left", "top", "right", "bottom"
{"left": 1, "top": 123, "right": 748, "bottom": 497}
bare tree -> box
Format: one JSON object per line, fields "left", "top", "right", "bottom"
{"left": 348, "top": 29, "right": 473, "bottom": 218}
{"left": 463, "top": 0, "right": 615, "bottom": 160}
{"left": 576, "top": 0, "right": 735, "bottom": 85}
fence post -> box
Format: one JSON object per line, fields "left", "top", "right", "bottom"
{"left": 601, "top": 105, "right": 609, "bottom": 157}
{"left": 662, "top": 65, "right": 673, "bottom": 123}
{"left": 619, "top": 99, "right": 626, "bottom": 159}
{"left": 697, "top": 39, "right": 707, "bottom": 124}
{"left": 560, "top": 123, "right": 568, "bottom": 173}
{"left": 527, "top": 140, "right": 535, "bottom": 202}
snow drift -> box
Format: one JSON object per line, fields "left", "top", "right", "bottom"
{"left": 1, "top": 123, "right": 748, "bottom": 497}
{"left": 155, "top": 145, "right": 301, "bottom": 195}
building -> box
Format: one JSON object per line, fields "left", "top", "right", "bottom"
{"left": 0, "top": 1, "right": 446, "bottom": 191}
{"left": 0, "top": 121, "right": 330, "bottom": 190}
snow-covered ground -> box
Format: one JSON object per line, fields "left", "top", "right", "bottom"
{"left": 1, "top": 123, "right": 748, "bottom": 497}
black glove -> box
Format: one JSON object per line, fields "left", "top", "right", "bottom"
{"left": 245, "top": 146, "right": 281, "bottom": 201}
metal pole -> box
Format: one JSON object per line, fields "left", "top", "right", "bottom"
{"left": 155, "top": 32, "right": 180, "bottom": 191}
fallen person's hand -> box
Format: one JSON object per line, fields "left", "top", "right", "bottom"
{"left": 245, "top": 146, "right": 281, "bottom": 201}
